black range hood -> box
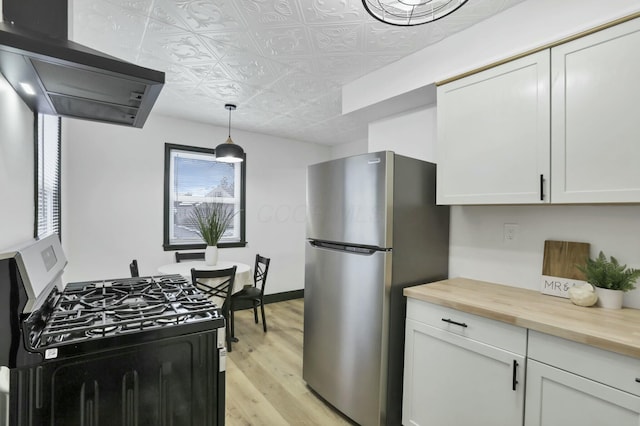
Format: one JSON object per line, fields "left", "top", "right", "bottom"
{"left": 0, "top": 0, "right": 164, "bottom": 128}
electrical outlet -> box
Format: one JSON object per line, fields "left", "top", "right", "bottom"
{"left": 503, "top": 223, "right": 519, "bottom": 242}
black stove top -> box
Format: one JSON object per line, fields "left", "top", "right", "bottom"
{"left": 26, "top": 274, "right": 224, "bottom": 358}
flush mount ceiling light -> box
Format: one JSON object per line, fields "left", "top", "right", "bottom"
{"left": 215, "top": 103, "right": 244, "bottom": 163}
{"left": 362, "top": 0, "right": 468, "bottom": 26}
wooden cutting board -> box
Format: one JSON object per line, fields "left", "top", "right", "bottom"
{"left": 541, "top": 240, "right": 590, "bottom": 297}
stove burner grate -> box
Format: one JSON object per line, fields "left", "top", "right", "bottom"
{"left": 32, "top": 275, "right": 221, "bottom": 349}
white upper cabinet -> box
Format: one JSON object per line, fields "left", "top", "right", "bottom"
{"left": 437, "top": 16, "right": 640, "bottom": 205}
{"left": 437, "top": 51, "right": 551, "bottom": 205}
{"left": 551, "top": 17, "right": 640, "bottom": 203}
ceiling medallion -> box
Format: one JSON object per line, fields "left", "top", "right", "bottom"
{"left": 215, "top": 103, "right": 244, "bottom": 163}
{"left": 362, "top": 0, "right": 468, "bottom": 26}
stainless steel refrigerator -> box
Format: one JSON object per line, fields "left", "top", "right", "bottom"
{"left": 303, "top": 151, "right": 449, "bottom": 426}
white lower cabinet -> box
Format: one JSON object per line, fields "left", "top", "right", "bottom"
{"left": 402, "top": 299, "right": 526, "bottom": 426}
{"left": 403, "top": 300, "right": 640, "bottom": 426}
{"left": 525, "top": 360, "right": 640, "bottom": 426}
{"left": 525, "top": 331, "right": 640, "bottom": 426}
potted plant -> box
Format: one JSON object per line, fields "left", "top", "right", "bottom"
{"left": 577, "top": 251, "right": 640, "bottom": 309}
{"left": 189, "top": 202, "right": 237, "bottom": 265}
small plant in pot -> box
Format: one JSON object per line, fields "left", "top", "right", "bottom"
{"left": 189, "top": 202, "right": 237, "bottom": 265}
{"left": 577, "top": 251, "right": 640, "bottom": 309}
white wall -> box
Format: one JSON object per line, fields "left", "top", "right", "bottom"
{"left": 330, "top": 138, "right": 367, "bottom": 159}
{"left": 0, "top": 69, "right": 33, "bottom": 426}
{"left": 368, "top": 106, "right": 436, "bottom": 162}
{"left": 450, "top": 205, "right": 640, "bottom": 308}
{"left": 343, "top": 0, "right": 640, "bottom": 113}
{"left": 0, "top": 75, "right": 34, "bottom": 251}
{"left": 61, "top": 114, "right": 331, "bottom": 294}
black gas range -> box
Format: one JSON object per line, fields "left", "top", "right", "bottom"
{"left": 0, "top": 235, "right": 226, "bottom": 426}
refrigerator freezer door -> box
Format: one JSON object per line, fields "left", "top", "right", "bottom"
{"left": 303, "top": 242, "right": 391, "bottom": 426}
{"left": 306, "top": 152, "right": 392, "bottom": 248}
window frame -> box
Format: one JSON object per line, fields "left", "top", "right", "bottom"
{"left": 34, "top": 113, "right": 62, "bottom": 240}
{"left": 163, "top": 143, "right": 247, "bottom": 250}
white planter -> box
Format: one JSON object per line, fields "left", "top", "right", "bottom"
{"left": 205, "top": 245, "right": 218, "bottom": 266}
{"left": 595, "top": 287, "right": 623, "bottom": 309}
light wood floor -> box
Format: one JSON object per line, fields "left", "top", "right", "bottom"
{"left": 225, "top": 299, "right": 355, "bottom": 426}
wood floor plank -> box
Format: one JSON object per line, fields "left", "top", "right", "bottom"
{"left": 225, "top": 299, "right": 355, "bottom": 426}
{"left": 225, "top": 357, "right": 289, "bottom": 426}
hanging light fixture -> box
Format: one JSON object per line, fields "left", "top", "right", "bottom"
{"left": 362, "top": 0, "right": 467, "bottom": 26}
{"left": 215, "top": 103, "right": 244, "bottom": 163}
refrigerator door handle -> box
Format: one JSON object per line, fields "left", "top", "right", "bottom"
{"left": 308, "top": 240, "right": 385, "bottom": 255}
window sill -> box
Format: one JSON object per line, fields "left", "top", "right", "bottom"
{"left": 163, "top": 241, "right": 247, "bottom": 251}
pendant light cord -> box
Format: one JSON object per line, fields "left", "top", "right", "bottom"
{"left": 228, "top": 107, "right": 232, "bottom": 138}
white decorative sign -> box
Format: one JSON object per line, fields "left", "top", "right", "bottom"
{"left": 540, "top": 276, "right": 587, "bottom": 298}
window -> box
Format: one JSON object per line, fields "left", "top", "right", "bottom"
{"left": 163, "top": 143, "right": 246, "bottom": 250}
{"left": 35, "top": 114, "right": 61, "bottom": 239}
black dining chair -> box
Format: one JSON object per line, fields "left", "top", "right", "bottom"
{"left": 191, "top": 266, "right": 237, "bottom": 352}
{"left": 129, "top": 259, "right": 139, "bottom": 277}
{"left": 230, "top": 254, "right": 271, "bottom": 339}
{"left": 175, "top": 251, "right": 205, "bottom": 263}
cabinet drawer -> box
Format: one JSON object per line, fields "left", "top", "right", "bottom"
{"left": 406, "top": 298, "right": 527, "bottom": 355}
{"left": 528, "top": 330, "right": 640, "bottom": 396}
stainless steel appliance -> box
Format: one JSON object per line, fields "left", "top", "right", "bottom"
{"left": 303, "top": 151, "right": 449, "bottom": 426}
{"left": 0, "top": 235, "right": 226, "bottom": 425}
{"left": 0, "top": 0, "right": 164, "bottom": 128}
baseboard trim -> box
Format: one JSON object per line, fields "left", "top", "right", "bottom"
{"left": 264, "top": 289, "right": 304, "bottom": 304}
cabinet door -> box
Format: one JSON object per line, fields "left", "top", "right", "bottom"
{"left": 525, "top": 360, "right": 640, "bottom": 426}
{"left": 436, "top": 50, "right": 550, "bottom": 205}
{"left": 551, "top": 17, "right": 640, "bottom": 203}
{"left": 402, "top": 319, "right": 525, "bottom": 426}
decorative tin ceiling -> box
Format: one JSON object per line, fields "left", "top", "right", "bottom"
{"left": 71, "top": 0, "right": 524, "bottom": 145}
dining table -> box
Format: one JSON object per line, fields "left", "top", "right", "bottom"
{"left": 157, "top": 260, "right": 253, "bottom": 296}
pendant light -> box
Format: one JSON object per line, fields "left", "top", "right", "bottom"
{"left": 215, "top": 103, "right": 244, "bottom": 163}
{"left": 362, "top": 0, "right": 467, "bottom": 26}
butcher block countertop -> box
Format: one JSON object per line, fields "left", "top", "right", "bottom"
{"left": 404, "top": 277, "right": 640, "bottom": 359}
